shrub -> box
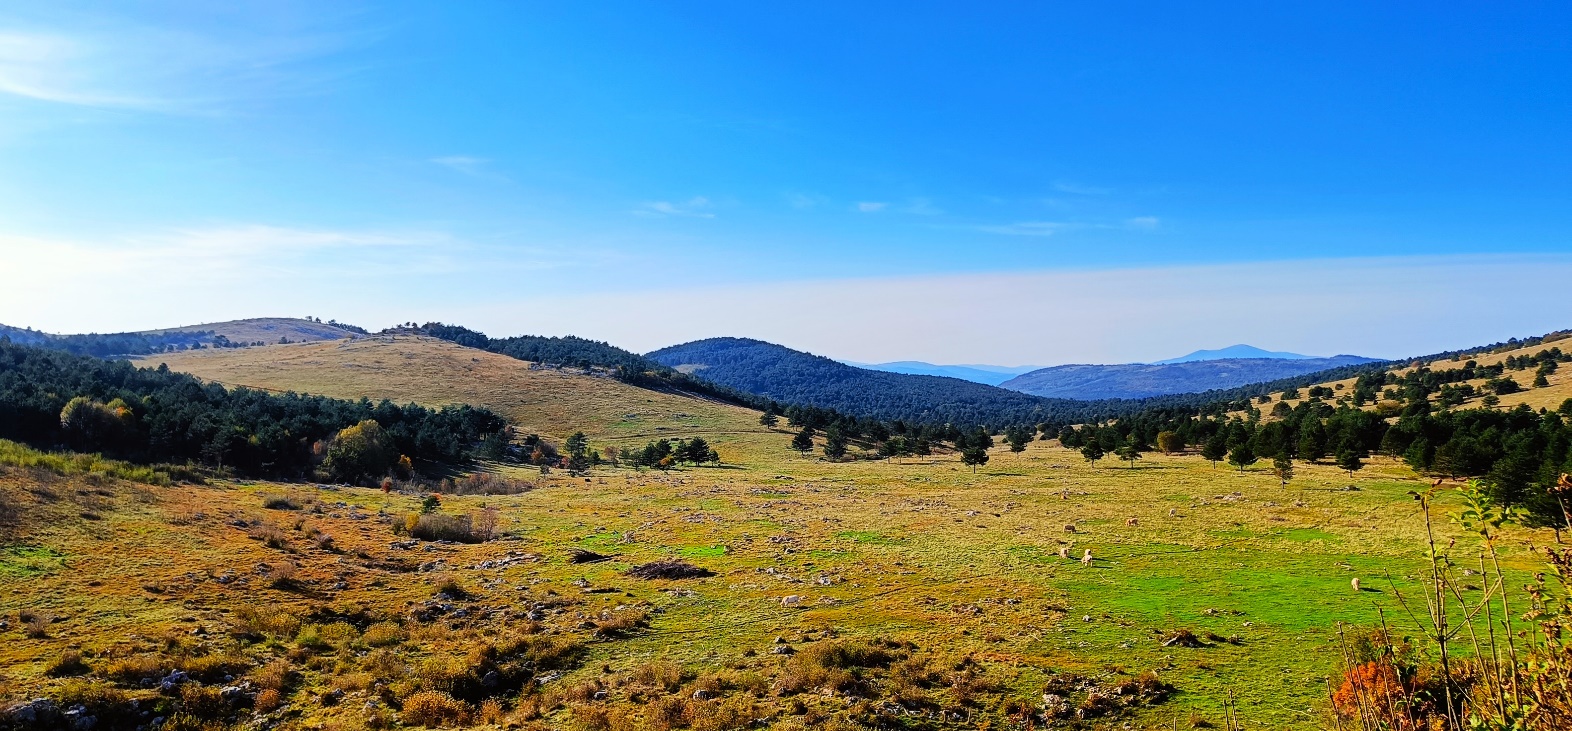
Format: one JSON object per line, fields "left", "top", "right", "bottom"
{"left": 46, "top": 649, "right": 90, "bottom": 677}
{"left": 231, "top": 606, "right": 300, "bottom": 639}
{"left": 178, "top": 684, "right": 228, "bottom": 720}
{"left": 261, "top": 494, "right": 300, "bottom": 510}
{"left": 409, "top": 513, "right": 483, "bottom": 542}
{"left": 250, "top": 659, "right": 293, "bottom": 692}
{"left": 630, "top": 661, "right": 684, "bottom": 692}
{"left": 401, "top": 690, "right": 471, "bottom": 727}
{"left": 362, "top": 621, "right": 406, "bottom": 647}
{"left": 104, "top": 654, "right": 165, "bottom": 684}
{"left": 254, "top": 688, "right": 282, "bottom": 712}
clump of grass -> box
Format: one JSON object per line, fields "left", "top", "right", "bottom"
{"left": 250, "top": 658, "right": 293, "bottom": 692}
{"left": 248, "top": 522, "right": 290, "bottom": 550}
{"left": 776, "top": 639, "right": 902, "bottom": 695}
{"left": 362, "top": 621, "right": 406, "bottom": 647}
{"left": 21, "top": 608, "right": 54, "bottom": 638}
{"left": 261, "top": 494, "right": 300, "bottom": 510}
{"left": 592, "top": 607, "right": 648, "bottom": 637}
{"left": 401, "top": 690, "right": 471, "bottom": 727}
{"left": 630, "top": 660, "right": 685, "bottom": 692}
{"left": 46, "top": 649, "right": 90, "bottom": 677}
{"left": 433, "top": 574, "right": 468, "bottom": 598}
{"left": 231, "top": 606, "right": 301, "bottom": 640}
{"left": 254, "top": 688, "right": 283, "bottom": 713}
{"left": 267, "top": 561, "right": 300, "bottom": 589}
{"left": 403, "top": 512, "right": 488, "bottom": 543}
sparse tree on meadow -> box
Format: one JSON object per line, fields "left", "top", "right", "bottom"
{"left": 823, "top": 428, "right": 848, "bottom": 461}
{"left": 1080, "top": 441, "right": 1105, "bottom": 468}
{"left": 961, "top": 444, "right": 989, "bottom": 472}
{"left": 1337, "top": 448, "right": 1365, "bottom": 477}
{"left": 791, "top": 427, "right": 814, "bottom": 455}
{"left": 1115, "top": 443, "right": 1143, "bottom": 469}
{"left": 1156, "top": 430, "right": 1184, "bottom": 454}
{"left": 1273, "top": 453, "right": 1294, "bottom": 485}
{"left": 1227, "top": 442, "right": 1257, "bottom": 473}
{"left": 1201, "top": 434, "right": 1227, "bottom": 468}
{"left": 1005, "top": 426, "right": 1031, "bottom": 453}
{"left": 759, "top": 411, "right": 779, "bottom": 428}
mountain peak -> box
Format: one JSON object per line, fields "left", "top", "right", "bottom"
{"left": 1153, "top": 344, "right": 1317, "bottom": 364}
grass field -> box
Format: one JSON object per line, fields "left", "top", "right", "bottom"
{"left": 2, "top": 339, "right": 1553, "bottom": 730}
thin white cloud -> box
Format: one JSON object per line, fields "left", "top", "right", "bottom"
{"left": 0, "top": 17, "right": 374, "bottom": 114}
{"left": 634, "top": 197, "right": 716, "bottom": 218}
{"left": 975, "top": 221, "right": 1070, "bottom": 236}
{"left": 431, "top": 155, "right": 487, "bottom": 174}
{"left": 856, "top": 201, "right": 887, "bottom": 213}
{"left": 903, "top": 197, "right": 942, "bottom": 216}
{"left": 1052, "top": 181, "right": 1112, "bottom": 196}
{"left": 784, "top": 192, "right": 827, "bottom": 210}
{"left": 1125, "top": 216, "right": 1160, "bottom": 230}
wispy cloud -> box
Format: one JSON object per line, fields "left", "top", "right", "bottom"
{"left": 856, "top": 201, "right": 887, "bottom": 213}
{"left": 784, "top": 192, "right": 827, "bottom": 210}
{"left": 975, "top": 221, "right": 1070, "bottom": 237}
{"left": 1125, "top": 216, "right": 1160, "bottom": 230}
{"left": 634, "top": 197, "right": 715, "bottom": 218}
{"left": 431, "top": 155, "right": 487, "bottom": 174}
{"left": 902, "top": 197, "right": 942, "bottom": 216}
{"left": 0, "top": 15, "right": 375, "bottom": 114}
{"left": 1052, "top": 181, "right": 1112, "bottom": 196}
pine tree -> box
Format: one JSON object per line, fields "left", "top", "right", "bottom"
{"left": 1115, "top": 443, "right": 1142, "bottom": 469}
{"left": 1080, "top": 441, "right": 1105, "bottom": 467}
{"left": 1336, "top": 448, "right": 1364, "bottom": 477}
{"left": 823, "top": 428, "right": 848, "bottom": 461}
{"left": 1201, "top": 434, "right": 1227, "bottom": 468}
{"left": 1273, "top": 453, "right": 1294, "bottom": 485}
{"left": 790, "top": 427, "right": 814, "bottom": 455}
{"left": 961, "top": 444, "right": 989, "bottom": 472}
{"left": 759, "top": 412, "right": 779, "bottom": 428}
{"left": 1227, "top": 442, "right": 1257, "bottom": 473}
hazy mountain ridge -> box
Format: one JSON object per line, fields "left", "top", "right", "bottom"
{"left": 843, "top": 360, "right": 1043, "bottom": 386}
{"left": 999, "top": 355, "right": 1381, "bottom": 399}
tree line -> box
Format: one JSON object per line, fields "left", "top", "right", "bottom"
{"left": 0, "top": 342, "right": 506, "bottom": 483}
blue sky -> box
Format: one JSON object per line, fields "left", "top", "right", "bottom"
{"left": 2, "top": 2, "right": 1569, "bottom": 363}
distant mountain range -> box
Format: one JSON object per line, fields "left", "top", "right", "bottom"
{"left": 997, "top": 355, "right": 1380, "bottom": 400}
{"left": 842, "top": 360, "right": 1042, "bottom": 386}
{"left": 1153, "top": 344, "right": 1319, "bottom": 364}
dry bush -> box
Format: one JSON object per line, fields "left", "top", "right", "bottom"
{"left": 630, "top": 660, "right": 684, "bottom": 692}
{"left": 248, "top": 522, "right": 290, "bottom": 549}
{"left": 46, "top": 649, "right": 90, "bottom": 677}
{"left": 625, "top": 559, "right": 713, "bottom": 580}
{"left": 262, "top": 494, "right": 301, "bottom": 510}
{"left": 251, "top": 658, "right": 294, "bottom": 692}
{"left": 569, "top": 703, "right": 635, "bottom": 731}
{"left": 448, "top": 472, "right": 534, "bottom": 496}
{"left": 416, "top": 656, "right": 472, "bottom": 695}
{"left": 55, "top": 680, "right": 138, "bottom": 728}
{"left": 777, "top": 639, "right": 902, "bottom": 695}
{"left": 592, "top": 607, "right": 648, "bottom": 637}
{"left": 363, "top": 649, "right": 407, "bottom": 679}
{"left": 406, "top": 512, "right": 481, "bottom": 542}
{"left": 103, "top": 654, "right": 165, "bottom": 684}
{"left": 401, "top": 690, "right": 471, "bottom": 727}
{"left": 178, "top": 684, "right": 229, "bottom": 720}
{"left": 23, "top": 609, "right": 53, "bottom": 638}
{"left": 254, "top": 688, "right": 283, "bottom": 712}
{"left": 331, "top": 672, "right": 375, "bottom": 693}
{"left": 318, "top": 621, "right": 359, "bottom": 648}
{"left": 643, "top": 695, "right": 688, "bottom": 731}
{"left": 433, "top": 573, "right": 468, "bottom": 598}
{"left": 477, "top": 698, "right": 506, "bottom": 725}
{"left": 267, "top": 561, "right": 300, "bottom": 588}
{"left": 231, "top": 606, "right": 301, "bottom": 639}
{"left": 362, "top": 621, "right": 406, "bottom": 647}
{"left": 559, "top": 679, "right": 603, "bottom": 704}
{"left": 176, "top": 651, "right": 246, "bottom": 683}
{"left": 687, "top": 695, "right": 762, "bottom": 731}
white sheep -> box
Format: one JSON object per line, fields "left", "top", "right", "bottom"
{"left": 1351, "top": 577, "right": 1361, "bottom": 593}
{"left": 1057, "top": 545, "right": 1070, "bottom": 560}
{"left": 1081, "top": 549, "right": 1093, "bottom": 567}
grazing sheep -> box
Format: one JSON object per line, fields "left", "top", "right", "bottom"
{"left": 1126, "top": 517, "right": 1138, "bottom": 527}
{"left": 1081, "top": 549, "right": 1093, "bottom": 567}
{"left": 1351, "top": 577, "right": 1360, "bottom": 592}
{"left": 1057, "top": 545, "right": 1070, "bottom": 560}
{"left": 1168, "top": 508, "right": 1177, "bottom": 517}
{"left": 781, "top": 595, "right": 803, "bottom": 608}
{"left": 1063, "top": 524, "right": 1077, "bottom": 533}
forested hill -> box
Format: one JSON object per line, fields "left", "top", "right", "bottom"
{"left": 0, "top": 318, "right": 363, "bottom": 358}
{"left": 1000, "top": 355, "right": 1380, "bottom": 399}
{"left": 647, "top": 337, "right": 1078, "bottom": 426}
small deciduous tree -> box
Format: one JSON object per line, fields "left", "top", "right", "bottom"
{"left": 1156, "top": 431, "right": 1184, "bottom": 454}
{"left": 323, "top": 419, "right": 396, "bottom": 484}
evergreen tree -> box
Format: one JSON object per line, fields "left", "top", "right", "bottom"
{"left": 961, "top": 444, "right": 989, "bottom": 472}
{"left": 1005, "top": 426, "right": 1031, "bottom": 453}
{"left": 1297, "top": 421, "right": 1328, "bottom": 463}
{"left": 564, "top": 431, "right": 591, "bottom": 473}
{"left": 759, "top": 411, "right": 779, "bottom": 428}
{"left": 1273, "top": 453, "right": 1294, "bottom": 485}
{"left": 1227, "top": 442, "right": 1257, "bottom": 473}
{"left": 1080, "top": 441, "right": 1105, "bottom": 467}
{"left": 1115, "top": 443, "right": 1142, "bottom": 468}
{"left": 790, "top": 427, "right": 814, "bottom": 455}
{"left": 823, "top": 428, "right": 848, "bottom": 460}
{"left": 1201, "top": 433, "right": 1227, "bottom": 468}
{"left": 1336, "top": 448, "right": 1365, "bottom": 477}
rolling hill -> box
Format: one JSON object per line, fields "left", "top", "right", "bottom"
{"left": 0, "top": 317, "right": 361, "bottom": 357}
{"left": 999, "top": 355, "right": 1380, "bottom": 400}
{"left": 144, "top": 334, "right": 776, "bottom": 457}
{"left": 1154, "top": 344, "right": 1321, "bottom": 363}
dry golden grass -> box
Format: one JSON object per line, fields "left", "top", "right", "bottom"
{"left": 143, "top": 335, "right": 774, "bottom": 452}
{"left": 142, "top": 317, "right": 360, "bottom": 345}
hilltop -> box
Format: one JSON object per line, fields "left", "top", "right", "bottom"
{"left": 842, "top": 361, "right": 1041, "bottom": 386}
{"left": 1154, "top": 344, "right": 1323, "bottom": 363}
{"left": 146, "top": 335, "right": 776, "bottom": 460}
{"left": 0, "top": 317, "right": 361, "bottom": 358}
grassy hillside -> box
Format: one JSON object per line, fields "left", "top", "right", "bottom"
{"left": 1249, "top": 337, "right": 1572, "bottom": 416}
{"left": 143, "top": 317, "right": 363, "bottom": 345}
{"left": 146, "top": 335, "right": 780, "bottom": 461}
